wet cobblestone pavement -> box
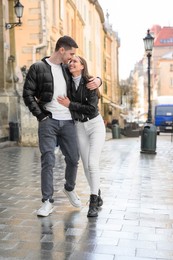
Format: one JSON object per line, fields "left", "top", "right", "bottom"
{"left": 1, "top": 133, "right": 173, "bottom": 260}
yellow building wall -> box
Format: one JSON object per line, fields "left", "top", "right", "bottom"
{"left": 158, "top": 59, "right": 173, "bottom": 96}
{"left": 5, "top": 0, "right": 118, "bottom": 91}
{"left": 1, "top": 0, "right": 120, "bottom": 143}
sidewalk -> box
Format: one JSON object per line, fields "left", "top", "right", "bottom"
{"left": 0, "top": 133, "right": 173, "bottom": 259}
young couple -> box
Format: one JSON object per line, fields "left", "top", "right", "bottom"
{"left": 23, "top": 36, "right": 106, "bottom": 218}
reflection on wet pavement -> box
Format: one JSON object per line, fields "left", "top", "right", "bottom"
{"left": 0, "top": 134, "right": 173, "bottom": 259}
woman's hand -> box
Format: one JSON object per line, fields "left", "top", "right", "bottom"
{"left": 57, "top": 96, "right": 70, "bottom": 107}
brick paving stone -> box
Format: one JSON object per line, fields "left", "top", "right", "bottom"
{"left": 0, "top": 133, "right": 173, "bottom": 259}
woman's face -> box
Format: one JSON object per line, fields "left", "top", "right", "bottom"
{"left": 68, "top": 56, "right": 84, "bottom": 76}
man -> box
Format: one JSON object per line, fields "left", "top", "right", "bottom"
{"left": 23, "top": 35, "right": 101, "bottom": 217}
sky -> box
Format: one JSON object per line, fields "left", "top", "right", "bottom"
{"left": 98, "top": 0, "right": 173, "bottom": 80}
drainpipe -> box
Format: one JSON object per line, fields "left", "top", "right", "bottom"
{"left": 32, "top": 0, "right": 47, "bottom": 63}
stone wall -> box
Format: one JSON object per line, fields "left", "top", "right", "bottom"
{"left": 19, "top": 97, "right": 38, "bottom": 147}
{"left": 0, "top": 98, "right": 9, "bottom": 141}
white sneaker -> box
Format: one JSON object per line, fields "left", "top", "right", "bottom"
{"left": 37, "top": 200, "right": 54, "bottom": 217}
{"left": 63, "top": 188, "right": 81, "bottom": 208}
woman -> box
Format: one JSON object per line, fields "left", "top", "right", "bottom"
{"left": 57, "top": 56, "right": 106, "bottom": 217}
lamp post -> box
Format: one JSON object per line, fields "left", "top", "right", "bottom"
{"left": 140, "top": 29, "right": 157, "bottom": 154}
{"left": 143, "top": 29, "right": 154, "bottom": 123}
{"left": 5, "top": 0, "right": 24, "bottom": 29}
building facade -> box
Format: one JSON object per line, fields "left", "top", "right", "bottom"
{"left": 0, "top": 0, "right": 120, "bottom": 145}
{"left": 125, "top": 25, "right": 173, "bottom": 124}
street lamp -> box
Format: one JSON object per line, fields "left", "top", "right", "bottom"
{"left": 140, "top": 29, "right": 157, "bottom": 154}
{"left": 143, "top": 29, "right": 154, "bottom": 123}
{"left": 5, "top": 0, "right": 24, "bottom": 30}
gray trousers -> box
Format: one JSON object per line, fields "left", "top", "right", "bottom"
{"left": 38, "top": 118, "right": 79, "bottom": 202}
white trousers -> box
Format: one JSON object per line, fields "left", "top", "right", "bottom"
{"left": 75, "top": 114, "right": 106, "bottom": 195}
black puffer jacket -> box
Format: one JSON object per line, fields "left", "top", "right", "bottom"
{"left": 23, "top": 57, "right": 71, "bottom": 121}
{"left": 69, "top": 77, "right": 99, "bottom": 121}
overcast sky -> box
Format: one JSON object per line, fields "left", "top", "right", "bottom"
{"left": 98, "top": 0, "right": 173, "bottom": 80}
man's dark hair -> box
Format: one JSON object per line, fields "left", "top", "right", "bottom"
{"left": 55, "top": 35, "right": 78, "bottom": 51}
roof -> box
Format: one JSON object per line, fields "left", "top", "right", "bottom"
{"left": 153, "top": 26, "right": 173, "bottom": 47}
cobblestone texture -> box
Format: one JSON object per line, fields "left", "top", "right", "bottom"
{"left": 0, "top": 133, "right": 173, "bottom": 260}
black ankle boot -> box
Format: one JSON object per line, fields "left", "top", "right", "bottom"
{"left": 98, "top": 189, "right": 103, "bottom": 207}
{"left": 87, "top": 195, "right": 98, "bottom": 217}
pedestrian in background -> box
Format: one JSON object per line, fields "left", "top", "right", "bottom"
{"left": 58, "top": 55, "right": 106, "bottom": 217}
{"left": 23, "top": 36, "right": 102, "bottom": 217}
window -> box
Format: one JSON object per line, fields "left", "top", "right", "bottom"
{"left": 88, "top": 11, "right": 91, "bottom": 25}
{"left": 84, "top": 4, "right": 86, "bottom": 22}
{"left": 160, "top": 38, "right": 173, "bottom": 44}
{"left": 59, "top": 0, "right": 64, "bottom": 20}
{"left": 170, "top": 77, "right": 173, "bottom": 87}
{"left": 89, "top": 41, "right": 92, "bottom": 61}
{"left": 52, "top": 0, "right": 56, "bottom": 25}
{"left": 103, "top": 82, "right": 107, "bottom": 94}
{"left": 156, "top": 105, "right": 173, "bottom": 115}
{"left": 104, "top": 59, "right": 106, "bottom": 71}
{"left": 170, "top": 64, "right": 173, "bottom": 72}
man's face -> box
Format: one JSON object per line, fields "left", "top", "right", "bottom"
{"left": 61, "top": 47, "right": 76, "bottom": 64}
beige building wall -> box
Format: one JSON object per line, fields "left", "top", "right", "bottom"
{"left": 15, "top": 0, "right": 63, "bottom": 68}
{"left": 131, "top": 46, "right": 173, "bottom": 122}
{"left": 158, "top": 58, "right": 173, "bottom": 96}
{"left": 0, "top": 0, "right": 120, "bottom": 145}
{"left": 0, "top": 0, "right": 21, "bottom": 142}
{"left": 152, "top": 45, "right": 173, "bottom": 97}
{"left": 101, "top": 31, "right": 120, "bottom": 124}
{"left": 111, "top": 34, "right": 120, "bottom": 105}
{"left": 152, "top": 46, "right": 173, "bottom": 76}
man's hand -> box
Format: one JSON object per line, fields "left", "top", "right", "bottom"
{"left": 57, "top": 96, "right": 70, "bottom": 107}
{"left": 87, "top": 77, "right": 102, "bottom": 90}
